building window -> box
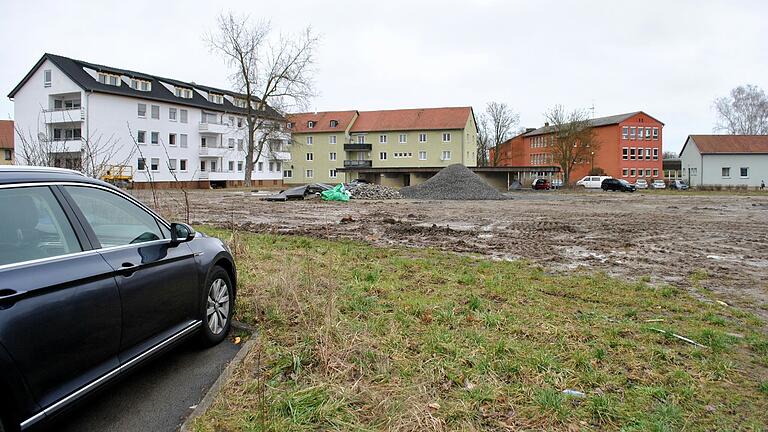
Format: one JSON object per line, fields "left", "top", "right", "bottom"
{"left": 329, "top": 135, "right": 337, "bottom": 144}
{"left": 137, "top": 130, "right": 146, "bottom": 145}
{"left": 210, "top": 161, "right": 217, "bottom": 172}
{"left": 151, "top": 131, "right": 159, "bottom": 145}
{"left": 283, "top": 169, "right": 292, "bottom": 178}
{"left": 208, "top": 93, "right": 224, "bottom": 104}
{"left": 653, "top": 127, "right": 659, "bottom": 140}
{"left": 44, "top": 69, "right": 52, "bottom": 87}
{"left": 306, "top": 152, "right": 313, "bottom": 161}
{"left": 330, "top": 120, "right": 338, "bottom": 128}
{"left": 329, "top": 169, "right": 337, "bottom": 178}
{"left": 622, "top": 147, "right": 628, "bottom": 160}
{"left": 137, "top": 158, "right": 146, "bottom": 171}
{"left": 150, "top": 158, "right": 160, "bottom": 171}
{"left": 201, "top": 138, "right": 208, "bottom": 148}
{"left": 237, "top": 139, "right": 244, "bottom": 151}
{"left": 150, "top": 105, "right": 159, "bottom": 119}
{"left": 441, "top": 150, "right": 451, "bottom": 160}
{"left": 228, "top": 161, "right": 235, "bottom": 172}
{"left": 257, "top": 162, "right": 263, "bottom": 171}
{"left": 180, "top": 159, "right": 187, "bottom": 171}
{"left": 380, "top": 134, "right": 387, "bottom": 144}
{"left": 653, "top": 169, "right": 659, "bottom": 177}
{"left": 168, "top": 158, "right": 177, "bottom": 171}
{"left": 442, "top": 132, "right": 451, "bottom": 142}
{"left": 200, "top": 161, "right": 207, "bottom": 172}
{"left": 622, "top": 127, "right": 628, "bottom": 139}
{"left": 307, "top": 121, "right": 315, "bottom": 128}
{"left": 419, "top": 151, "right": 427, "bottom": 160}
{"left": 329, "top": 152, "right": 337, "bottom": 161}
{"left": 630, "top": 168, "right": 636, "bottom": 177}
{"left": 237, "top": 118, "right": 243, "bottom": 128}
{"left": 306, "top": 136, "right": 313, "bottom": 145}
{"left": 180, "top": 109, "right": 188, "bottom": 123}
{"left": 305, "top": 169, "right": 313, "bottom": 178}
{"left": 630, "top": 148, "right": 636, "bottom": 160}
{"left": 645, "top": 148, "right": 652, "bottom": 160}
{"left": 630, "top": 127, "right": 636, "bottom": 140}
{"left": 357, "top": 135, "right": 365, "bottom": 144}
{"left": 396, "top": 134, "right": 406, "bottom": 143}
{"left": 175, "top": 87, "right": 192, "bottom": 98}
{"left": 169, "top": 133, "right": 176, "bottom": 146}
{"left": 380, "top": 152, "right": 387, "bottom": 160}
{"left": 653, "top": 148, "right": 659, "bottom": 160}
{"left": 419, "top": 133, "right": 427, "bottom": 143}
{"left": 3, "top": 149, "right": 11, "bottom": 161}
{"left": 237, "top": 161, "right": 243, "bottom": 172}
{"left": 137, "top": 103, "right": 146, "bottom": 118}
{"left": 131, "top": 79, "right": 151, "bottom": 91}
{"left": 234, "top": 98, "right": 247, "bottom": 108}
{"left": 98, "top": 73, "right": 120, "bottom": 86}
{"left": 740, "top": 167, "right": 749, "bottom": 178}
{"left": 180, "top": 134, "right": 188, "bottom": 148}
{"left": 645, "top": 169, "right": 651, "bottom": 177}
{"left": 645, "top": 127, "right": 651, "bottom": 139}
{"left": 622, "top": 168, "right": 629, "bottom": 177}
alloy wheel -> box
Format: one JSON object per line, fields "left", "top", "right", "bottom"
{"left": 206, "top": 278, "right": 230, "bottom": 335}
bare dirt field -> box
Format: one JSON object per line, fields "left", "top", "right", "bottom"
{"left": 134, "top": 189, "right": 768, "bottom": 321}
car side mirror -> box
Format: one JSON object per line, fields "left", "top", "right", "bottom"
{"left": 170, "top": 223, "right": 196, "bottom": 246}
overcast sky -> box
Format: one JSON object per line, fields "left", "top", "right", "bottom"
{"left": 2, "top": 0, "right": 767, "bottom": 152}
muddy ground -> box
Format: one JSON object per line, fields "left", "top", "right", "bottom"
{"left": 133, "top": 189, "right": 768, "bottom": 321}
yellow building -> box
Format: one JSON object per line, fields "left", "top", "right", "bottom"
{"left": 286, "top": 107, "right": 478, "bottom": 186}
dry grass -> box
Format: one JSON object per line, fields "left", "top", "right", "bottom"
{"left": 191, "top": 228, "right": 768, "bottom": 431}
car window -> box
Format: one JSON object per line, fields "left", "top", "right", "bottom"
{"left": 0, "top": 187, "right": 82, "bottom": 266}
{"left": 64, "top": 186, "right": 170, "bottom": 248}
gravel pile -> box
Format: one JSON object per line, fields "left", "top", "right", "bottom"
{"left": 400, "top": 164, "right": 506, "bottom": 200}
{"left": 348, "top": 183, "right": 402, "bottom": 200}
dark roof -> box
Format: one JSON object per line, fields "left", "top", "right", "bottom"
{"left": 523, "top": 111, "right": 663, "bottom": 137}
{"left": 684, "top": 135, "right": 768, "bottom": 155}
{"left": 8, "top": 54, "right": 283, "bottom": 120}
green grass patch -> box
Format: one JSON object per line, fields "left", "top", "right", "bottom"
{"left": 192, "top": 228, "right": 768, "bottom": 431}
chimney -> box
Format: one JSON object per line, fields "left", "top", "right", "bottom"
{"left": 544, "top": 122, "right": 550, "bottom": 127}
{"left": 525, "top": 128, "right": 536, "bottom": 133}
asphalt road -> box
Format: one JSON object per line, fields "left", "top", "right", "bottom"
{"left": 50, "top": 337, "right": 241, "bottom": 432}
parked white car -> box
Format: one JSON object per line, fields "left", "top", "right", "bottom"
{"left": 652, "top": 180, "right": 666, "bottom": 189}
{"left": 576, "top": 176, "right": 613, "bottom": 189}
{"left": 634, "top": 179, "right": 648, "bottom": 189}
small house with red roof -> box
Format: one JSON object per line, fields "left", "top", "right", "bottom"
{"left": 679, "top": 135, "right": 768, "bottom": 188}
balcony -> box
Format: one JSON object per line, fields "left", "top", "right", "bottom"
{"left": 344, "top": 143, "right": 372, "bottom": 151}
{"left": 199, "top": 145, "right": 235, "bottom": 156}
{"left": 198, "top": 121, "right": 230, "bottom": 134}
{"left": 44, "top": 108, "right": 84, "bottom": 124}
{"left": 343, "top": 160, "right": 372, "bottom": 168}
{"left": 269, "top": 151, "right": 291, "bottom": 161}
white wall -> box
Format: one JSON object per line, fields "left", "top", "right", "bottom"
{"left": 680, "top": 137, "right": 768, "bottom": 187}
{"left": 12, "top": 59, "right": 287, "bottom": 183}
{"left": 679, "top": 137, "right": 702, "bottom": 186}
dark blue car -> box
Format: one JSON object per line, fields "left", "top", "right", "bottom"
{"left": 0, "top": 166, "right": 236, "bottom": 431}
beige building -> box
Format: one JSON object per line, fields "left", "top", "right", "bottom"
{"left": 0, "top": 120, "right": 13, "bottom": 165}
{"left": 286, "top": 107, "right": 478, "bottom": 186}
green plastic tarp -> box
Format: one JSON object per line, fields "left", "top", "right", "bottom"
{"left": 320, "top": 183, "right": 351, "bottom": 202}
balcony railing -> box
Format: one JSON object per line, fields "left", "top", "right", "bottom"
{"left": 198, "top": 122, "right": 230, "bottom": 134}
{"left": 343, "top": 160, "right": 372, "bottom": 168}
{"left": 344, "top": 143, "right": 372, "bottom": 151}
{"left": 43, "top": 108, "right": 85, "bottom": 123}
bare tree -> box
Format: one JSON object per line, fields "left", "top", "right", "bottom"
{"left": 662, "top": 151, "right": 678, "bottom": 159}
{"left": 475, "top": 114, "right": 490, "bottom": 166}
{"left": 207, "top": 12, "right": 319, "bottom": 187}
{"left": 544, "top": 105, "right": 599, "bottom": 185}
{"left": 713, "top": 84, "right": 768, "bottom": 135}
{"left": 15, "top": 107, "right": 132, "bottom": 178}
{"left": 478, "top": 102, "right": 519, "bottom": 166}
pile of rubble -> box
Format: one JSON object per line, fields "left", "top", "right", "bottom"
{"left": 348, "top": 183, "right": 402, "bottom": 200}
{"left": 400, "top": 164, "right": 506, "bottom": 200}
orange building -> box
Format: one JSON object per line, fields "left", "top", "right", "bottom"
{"left": 494, "top": 112, "right": 664, "bottom": 185}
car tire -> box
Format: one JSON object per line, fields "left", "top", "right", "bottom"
{"left": 198, "top": 266, "right": 234, "bottom": 347}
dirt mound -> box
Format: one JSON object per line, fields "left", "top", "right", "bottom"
{"left": 400, "top": 164, "right": 506, "bottom": 200}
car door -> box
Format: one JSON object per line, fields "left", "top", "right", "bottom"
{"left": 0, "top": 185, "right": 122, "bottom": 423}
{"left": 60, "top": 185, "right": 200, "bottom": 362}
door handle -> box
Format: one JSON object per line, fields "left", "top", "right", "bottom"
{"left": 0, "top": 289, "right": 18, "bottom": 298}
{"left": 117, "top": 262, "right": 138, "bottom": 276}
{"left": 0, "top": 289, "right": 22, "bottom": 309}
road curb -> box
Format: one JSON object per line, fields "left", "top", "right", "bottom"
{"left": 179, "top": 321, "right": 258, "bottom": 432}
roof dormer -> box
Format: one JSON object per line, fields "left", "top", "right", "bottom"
{"left": 307, "top": 121, "right": 315, "bottom": 128}
{"left": 330, "top": 120, "right": 339, "bottom": 128}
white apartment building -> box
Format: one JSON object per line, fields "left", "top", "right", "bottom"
{"left": 8, "top": 53, "right": 291, "bottom": 187}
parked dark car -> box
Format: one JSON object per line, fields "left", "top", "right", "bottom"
{"left": 601, "top": 178, "right": 636, "bottom": 192}
{"left": 531, "top": 178, "right": 551, "bottom": 190}
{"left": 0, "top": 166, "right": 236, "bottom": 431}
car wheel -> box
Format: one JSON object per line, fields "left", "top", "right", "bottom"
{"left": 198, "top": 266, "right": 234, "bottom": 346}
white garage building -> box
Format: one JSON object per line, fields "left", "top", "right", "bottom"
{"left": 679, "top": 135, "right": 768, "bottom": 188}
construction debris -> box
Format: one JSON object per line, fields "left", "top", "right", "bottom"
{"left": 649, "top": 327, "right": 708, "bottom": 348}
{"left": 263, "top": 183, "right": 332, "bottom": 201}
{"left": 400, "top": 164, "right": 507, "bottom": 200}
{"left": 348, "top": 183, "right": 402, "bottom": 200}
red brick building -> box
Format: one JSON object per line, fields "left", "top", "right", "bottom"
{"left": 494, "top": 112, "right": 663, "bottom": 185}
